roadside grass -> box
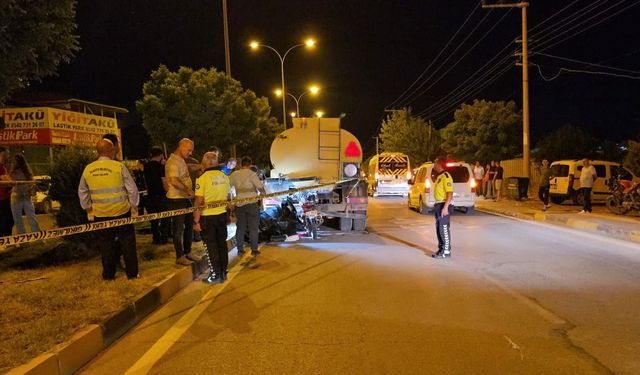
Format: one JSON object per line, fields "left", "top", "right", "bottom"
{"left": 0, "top": 234, "right": 181, "bottom": 372}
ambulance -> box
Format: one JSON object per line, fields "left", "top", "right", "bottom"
{"left": 368, "top": 152, "right": 411, "bottom": 197}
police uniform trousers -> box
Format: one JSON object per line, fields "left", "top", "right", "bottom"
{"left": 201, "top": 212, "right": 228, "bottom": 276}
{"left": 434, "top": 202, "right": 452, "bottom": 253}
{"left": 95, "top": 212, "right": 138, "bottom": 279}
{"left": 235, "top": 202, "right": 260, "bottom": 253}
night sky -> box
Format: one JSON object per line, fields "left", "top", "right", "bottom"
{"left": 33, "top": 0, "right": 640, "bottom": 157}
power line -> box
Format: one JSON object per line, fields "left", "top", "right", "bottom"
{"left": 391, "top": 6, "right": 495, "bottom": 107}
{"left": 387, "top": 2, "right": 481, "bottom": 108}
{"left": 533, "top": 0, "right": 639, "bottom": 53}
{"left": 415, "top": 40, "right": 517, "bottom": 116}
{"left": 528, "top": 0, "right": 581, "bottom": 33}
{"left": 529, "top": 0, "right": 605, "bottom": 41}
{"left": 405, "top": 8, "right": 514, "bottom": 106}
{"left": 430, "top": 64, "right": 515, "bottom": 124}
{"left": 424, "top": 62, "right": 514, "bottom": 121}
{"left": 535, "top": 52, "right": 640, "bottom": 75}
{"left": 533, "top": 63, "right": 640, "bottom": 81}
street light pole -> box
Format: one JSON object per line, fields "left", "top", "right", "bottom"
{"left": 482, "top": 2, "right": 530, "bottom": 178}
{"left": 276, "top": 85, "right": 320, "bottom": 118}
{"left": 250, "top": 40, "right": 316, "bottom": 131}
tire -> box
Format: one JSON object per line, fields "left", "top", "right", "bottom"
{"left": 418, "top": 197, "right": 429, "bottom": 215}
{"left": 339, "top": 217, "right": 353, "bottom": 232}
{"left": 42, "top": 199, "right": 52, "bottom": 214}
{"left": 311, "top": 226, "right": 318, "bottom": 239}
{"left": 572, "top": 190, "right": 583, "bottom": 206}
{"left": 353, "top": 218, "right": 367, "bottom": 231}
{"left": 550, "top": 196, "right": 564, "bottom": 205}
{"left": 407, "top": 194, "right": 412, "bottom": 210}
{"left": 459, "top": 207, "right": 469, "bottom": 214}
{"left": 605, "top": 196, "right": 628, "bottom": 215}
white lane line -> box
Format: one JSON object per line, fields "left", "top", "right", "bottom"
{"left": 124, "top": 256, "right": 248, "bottom": 375}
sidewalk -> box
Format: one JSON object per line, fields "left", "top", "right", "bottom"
{"left": 475, "top": 197, "right": 640, "bottom": 244}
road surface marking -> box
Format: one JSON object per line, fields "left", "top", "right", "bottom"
{"left": 123, "top": 255, "right": 248, "bottom": 375}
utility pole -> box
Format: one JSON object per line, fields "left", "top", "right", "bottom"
{"left": 222, "top": 0, "right": 231, "bottom": 76}
{"left": 482, "top": 2, "right": 530, "bottom": 179}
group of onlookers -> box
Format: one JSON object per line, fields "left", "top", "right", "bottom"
{"left": 0, "top": 146, "right": 41, "bottom": 237}
{"left": 472, "top": 161, "right": 504, "bottom": 201}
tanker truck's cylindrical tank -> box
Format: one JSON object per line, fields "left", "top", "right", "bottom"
{"left": 270, "top": 117, "right": 362, "bottom": 182}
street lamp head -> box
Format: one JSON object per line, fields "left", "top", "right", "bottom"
{"left": 315, "top": 110, "right": 324, "bottom": 118}
{"left": 274, "top": 89, "right": 283, "bottom": 97}
{"left": 305, "top": 38, "right": 316, "bottom": 48}
{"left": 290, "top": 112, "right": 297, "bottom": 117}
{"left": 309, "top": 85, "right": 320, "bottom": 95}
{"left": 249, "top": 41, "right": 260, "bottom": 49}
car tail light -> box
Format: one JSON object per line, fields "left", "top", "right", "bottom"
{"left": 406, "top": 171, "right": 412, "bottom": 180}
{"left": 424, "top": 178, "right": 431, "bottom": 193}
{"left": 446, "top": 162, "right": 456, "bottom": 167}
{"left": 470, "top": 178, "right": 477, "bottom": 193}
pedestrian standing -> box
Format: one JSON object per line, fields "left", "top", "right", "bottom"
{"left": 473, "top": 161, "right": 485, "bottom": 197}
{"left": 9, "top": 154, "right": 40, "bottom": 234}
{"left": 432, "top": 156, "right": 454, "bottom": 259}
{"left": 482, "top": 163, "right": 491, "bottom": 200}
{"left": 133, "top": 159, "right": 148, "bottom": 214}
{"left": 539, "top": 159, "right": 553, "bottom": 211}
{"left": 0, "top": 147, "right": 14, "bottom": 236}
{"left": 166, "top": 139, "right": 198, "bottom": 265}
{"left": 494, "top": 161, "right": 504, "bottom": 201}
{"left": 230, "top": 156, "right": 266, "bottom": 256}
{"left": 144, "top": 146, "right": 170, "bottom": 244}
{"left": 486, "top": 161, "right": 497, "bottom": 199}
{"left": 78, "top": 139, "right": 140, "bottom": 280}
{"left": 579, "top": 158, "right": 597, "bottom": 214}
{"left": 194, "top": 152, "right": 231, "bottom": 284}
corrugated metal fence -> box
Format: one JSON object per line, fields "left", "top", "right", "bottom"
{"left": 500, "top": 158, "right": 541, "bottom": 197}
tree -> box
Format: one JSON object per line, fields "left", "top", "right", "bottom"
{"left": 440, "top": 100, "right": 522, "bottom": 162}
{"left": 623, "top": 140, "right": 640, "bottom": 176}
{"left": 136, "top": 65, "right": 280, "bottom": 166}
{"left": 0, "top": 0, "right": 79, "bottom": 104}
{"left": 535, "top": 124, "right": 596, "bottom": 161}
{"left": 379, "top": 108, "right": 441, "bottom": 165}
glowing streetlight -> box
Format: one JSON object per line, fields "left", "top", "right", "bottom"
{"left": 249, "top": 37, "right": 317, "bottom": 129}
{"left": 315, "top": 110, "right": 324, "bottom": 118}
{"left": 274, "top": 84, "right": 321, "bottom": 117}
{"left": 290, "top": 112, "right": 297, "bottom": 117}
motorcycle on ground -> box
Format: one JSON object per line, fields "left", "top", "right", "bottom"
{"left": 606, "top": 176, "right": 640, "bottom": 215}
{"left": 301, "top": 194, "right": 323, "bottom": 239}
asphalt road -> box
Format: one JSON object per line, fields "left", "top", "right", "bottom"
{"left": 81, "top": 197, "right": 640, "bottom": 375}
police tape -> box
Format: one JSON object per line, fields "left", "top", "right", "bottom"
{"left": 0, "top": 182, "right": 337, "bottom": 248}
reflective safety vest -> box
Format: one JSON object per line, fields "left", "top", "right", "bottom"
{"left": 82, "top": 159, "right": 130, "bottom": 217}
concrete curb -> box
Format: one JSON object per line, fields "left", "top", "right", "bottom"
{"left": 8, "top": 238, "right": 236, "bottom": 375}
{"left": 477, "top": 206, "right": 640, "bottom": 244}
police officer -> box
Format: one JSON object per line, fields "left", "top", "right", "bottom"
{"left": 432, "top": 156, "right": 453, "bottom": 259}
{"left": 194, "top": 152, "right": 231, "bottom": 284}
{"left": 78, "top": 139, "right": 140, "bottom": 279}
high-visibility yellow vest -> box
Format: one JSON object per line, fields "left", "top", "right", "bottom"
{"left": 82, "top": 159, "right": 130, "bottom": 217}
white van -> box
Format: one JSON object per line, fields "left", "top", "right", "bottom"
{"left": 549, "top": 160, "right": 639, "bottom": 204}
{"left": 368, "top": 152, "right": 411, "bottom": 197}
{"left": 407, "top": 161, "right": 477, "bottom": 214}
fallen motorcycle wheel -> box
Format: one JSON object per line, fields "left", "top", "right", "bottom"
{"left": 605, "top": 196, "right": 628, "bottom": 215}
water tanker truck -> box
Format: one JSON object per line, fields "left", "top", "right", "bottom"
{"left": 266, "top": 117, "right": 368, "bottom": 231}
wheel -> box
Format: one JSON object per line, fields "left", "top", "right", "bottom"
{"left": 339, "top": 217, "right": 353, "bottom": 232}
{"left": 353, "top": 218, "right": 366, "bottom": 231}
{"left": 311, "top": 225, "right": 318, "bottom": 239}
{"left": 407, "top": 194, "right": 412, "bottom": 210}
{"left": 42, "top": 199, "right": 52, "bottom": 214}
{"left": 418, "top": 197, "right": 429, "bottom": 215}
{"left": 550, "top": 196, "right": 564, "bottom": 205}
{"left": 459, "top": 207, "right": 469, "bottom": 214}
{"left": 605, "top": 196, "right": 628, "bottom": 215}
{"left": 572, "top": 190, "right": 584, "bottom": 206}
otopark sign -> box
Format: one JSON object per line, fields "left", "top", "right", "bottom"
{"left": 0, "top": 107, "right": 121, "bottom": 146}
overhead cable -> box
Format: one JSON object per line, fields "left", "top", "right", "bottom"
{"left": 390, "top": 6, "right": 494, "bottom": 108}
{"left": 533, "top": 63, "right": 640, "bottom": 81}
{"left": 386, "top": 2, "right": 481, "bottom": 108}
{"left": 535, "top": 52, "right": 640, "bottom": 74}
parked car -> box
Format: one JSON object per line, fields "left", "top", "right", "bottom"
{"left": 549, "top": 160, "right": 639, "bottom": 205}
{"left": 408, "top": 161, "right": 477, "bottom": 214}
{"left": 32, "top": 176, "right": 60, "bottom": 214}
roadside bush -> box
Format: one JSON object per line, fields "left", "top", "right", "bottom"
{"left": 46, "top": 146, "right": 98, "bottom": 258}
{"left": 624, "top": 140, "right": 640, "bottom": 176}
